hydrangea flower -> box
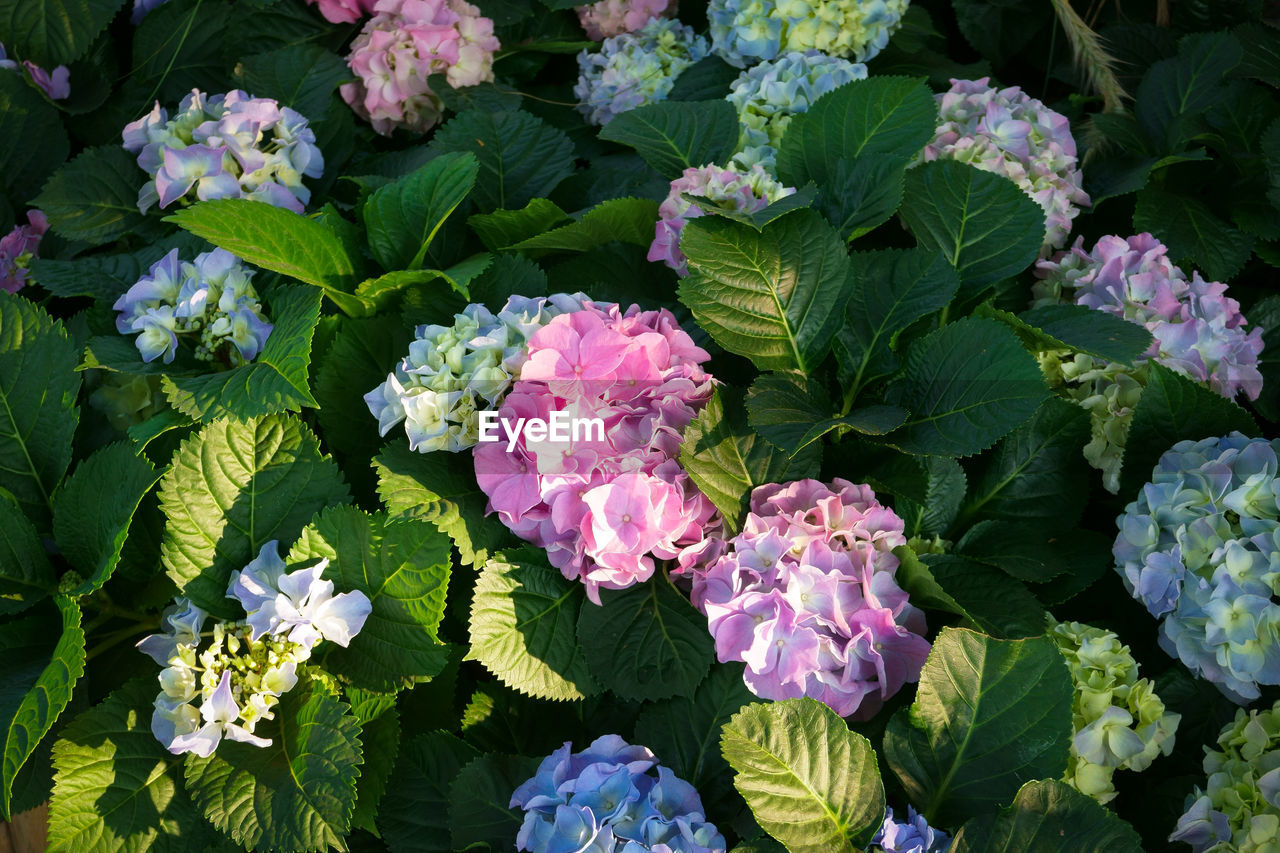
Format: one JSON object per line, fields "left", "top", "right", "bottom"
{"left": 1048, "top": 618, "right": 1180, "bottom": 803}
{"left": 1033, "top": 234, "right": 1264, "bottom": 492}
{"left": 340, "top": 0, "right": 500, "bottom": 135}
{"left": 920, "top": 77, "right": 1089, "bottom": 251}
{"left": 306, "top": 0, "right": 378, "bottom": 23}
{"left": 89, "top": 374, "right": 167, "bottom": 433}
{"left": 1114, "top": 434, "right": 1280, "bottom": 703}
{"left": 511, "top": 735, "right": 727, "bottom": 853}
{"left": 576, "top": 0, "right": 676, "bottom": 40}
{"left": 131, "top": 0, "right": 172, "bottom": 22}
{"left": 1170, "top": 700, "right": 1280, "bottom": 852}
{"left": 474, "top": 301, "right": 720, "bottom": 604}
{"left": 366, "top": 293, "right": 589, "bottom": 452}
{"left": 122, "top": 88, "right": 324, "bottom": 213}
{"left": 871, "top": 806, "right": 950, "bottom": 853}
{"left": 0, "top": 210, "right": 48, "bottom": 294}
{"left": 708, "top": 0, "right": 908, "bottom": 68}
{"left": 686, "top": 479, "right": 931, "bottom": 719}
{"left": 0, "top": 43, "right": 69, "bottom": 100}
{"left": 112, "top": 248, "right": 273, "bottom": 366}
{"left": 725, "top": 50, "right": 867, "bottom": 170}
{"left": 574, "top": 17, "right": 708, "bottom": 126}
{"left": 649, "top": 162, "right": 796, "bottom": 276}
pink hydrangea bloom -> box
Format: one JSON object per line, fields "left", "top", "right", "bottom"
{"left": 576, "top": 0, "right": 676, "bottom": 40}
{"left": 921, "top": 77, "right": 1089, "bottom": 251}
{"left": 0, "top": 211, "right": 49, "bottom": 294}
{"left": 340, "top": 0, "right": 500, "bottom": 135}
{"left": 306, "top": 0, "right": 378, "bottom": 23}
{"left": 649, "top": 163, "right": 796, "bottom": 276}
{"left": 685, "top": 478, "right": 931, "bottom": 720}
{"left": 474, "top": 301, "right": 721, "bottom": 603}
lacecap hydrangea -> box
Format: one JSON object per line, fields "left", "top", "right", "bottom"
{"left": 574, "top": 17, "right": 708, "bottom": 126}
{"left": 920, "top": 77, "right": 1089, "bottom": 251}
{"left": 0, "top": 210, "right": 48, "bottom": 294}
{"left": 576, "top": 0, "right": 677, "bottom": 40}
{"left": 1170, "top": 700, "right": 1280, "bottom": 852}
{"left": 708, "top": 0, "right": 908, "bottom": 68}
{"left": 870, "top": 806, "right": 950, "bottom": 853}
{"left": 1114, "top": 433, "right": 1280, "bottom": 703}
{"left": 137, "top": 541, "right": 371, "bottom": 757}
{"left": 365, "top": 293, "right": 588, "bottom": 453}
{"left": 1048, "top": 618, "right": 1180, "bottom": 804}
{"left": 649, "top": 162, "right": 796, "bottom": 276}
{"left": 1033, "top": 234, "right": 1264, "bottom": 492}
{"left": 511, "top": 735, "right": 727, "bottom": 853}
{"left": 687, "top": 478, "right": 931, "bottom": 720}
{"left": 122, "top": 88, "right": 323, "bottom": 214}
{"left": 474, "top": 301, "right": 720, "bottom": 604}
{"left": 112, "top": 248, "right": 272, "bottom": 366}
{"left": 341, "top": 0, "right": 500, "bottom": 136}
{"left": 725, "top": 50, "right": 867, "bottom": 170}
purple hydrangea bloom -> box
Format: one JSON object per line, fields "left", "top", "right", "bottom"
{"left": 871, "top": 806, "right": 951, "bottom": 853}
{"left": 0, "top": 43, "right": 69, "bottom": 99}
{"left": 0, "top": 210, "right": 49, "bottom": 294}
{"left": 132, "top": 0, "right": 173, "bottom": 22}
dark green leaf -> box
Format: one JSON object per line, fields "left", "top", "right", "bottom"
{"left": 893, "top": 457, "right": 966, "bottom": 539}
{"left": 378, "top": 731, "right": 479, "bottom": 852}
{"left": 1136, "top": 32, "right": 1243, "bottom": 150}
{"left": 431, "top": 110, "right": 575, "bottom": 211}
{"left": 34, "top": 146, "right": 148, "bottom": 245}
{"left": 131, "top": 0, "right": 232, "bottom": 104}
{"left": 981, "top": 303, "right": 1154, "bottom": 367}
{"left": 683, "top": 185, "right": 818, "bottom": 232}
{"left": 363, "top": 152, "right": 479, "bottom": 272}
{"left": 599, "top": 100, "right": 739, "bottom": 177}
{"left": 0, "top": 0, "right": 124, "bottom": 67}
{"left": 0, "top": 74, "right": 70, "bottom": 202}
{"left": 668, "top": 56, "right": 741, "bottom": 101}
{"left": 234, "top": 43, "right": 350, "bottom": 122}
{"left": 951, "top": 779, "right": 1144, "bottom": 852}
{"left": 350, "top": 704, "right": 399, "bottom": 838}
{"left": 1133, "top": 186, "right": 1253, "bottom": 282}
{"left": 746, "top": 373, "right": 907, "bottom": 454}
{"left": 0, "top": 510, "right": 53, "bottom": 616}
{"left": 509, "top": 197, "right": 660, "bottom": 254}
{"left": 921, "top": 555, "right": 1048, "bottom": 638}
{"left": 815, "top": 155, "right": 906, "bottom": 241}
{"left": 467, "top": 198, "right": 572, "bottom": 251}
{"left": 448, "top": 754, "right": 541, "bottom": 852}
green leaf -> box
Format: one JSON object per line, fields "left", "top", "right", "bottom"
{"left": 598, "top": 99, "right": 740, "bottom": 177}
{"left": 0, "top": 510, "right": 53, "bottom": 616}
{"left": 0, "top": 0, "right": 124, "bottom": 67}
{"left": 161, "top": 283, "right": 323, "bottom": 421}
{"left": 815, "top": 155, "right": 906, "bottom": 241}
{"left": 467, "top": 198, "right": 571, "bottom": 252}
{"left": 668, "top": 56, "right": 741, "bottom": 101}
{"left": 679, "top": 387, "right": 822, "bottom": 533}
{"left": 468, "top": 548, "right": 599, "bottom": 701}
{"left": 374, "top": 442, "right": 517, "bottom": 568}
{"left": 377, "top": 731, "right": 479, "bottom": 852}
{"left": 355, "top": 255, "right": 491, "bottom": 305}
{"left": 468, "top": 253, "right": 549, "bottom": 310}
{"left": 184, "top": 675, "right": 363, "bottom": 852}
{"left": 883, "top": 627, "right": 1073, "bottom": 826}
{"left": 48, "top": 678, "right": 210, "bottom": 853}
{"left": 349, "top": 703, "right": 399, "bottom": 838}
{"left": 899, "top": 160, "right": 1046, "bottom": 293}
{"left": 979, "top": 303, "right": 1154, "bottom": 367}
{"left": 131, "top": 0, "right": 232, "bottom": 104}
{"left": 835, "top": 248, "right": 959, "bottom": 389}
{"left": 883, "top": 317, "right": 1049, "bottom": 457}
{"left": 234, "top": 43, "right": 350, "bottom": 122}
{"left": 0, "top": 596, "right": 85, "bottom": 819}
{"left": 158, "top": 413, "right": 350, "bottom": 615}
{"left": 746, "top": 373, "right": 907, "bottom": 454}
{"left": 577, "top": 577, "right": 714, "bottom": 702}
{"left": 1119, "top": 363, "right": 1259, "bottom": 497}
{"left": 893, "top": 457, "right": 966, "bottom": 539}
{"left": 291, "top": 506, "right": 452, "bottom": 692}
{"left": 34, "top": 146, "right": 148, "bottom": 245}
{"left": 448, "top": 754, "right": 541, "bottom": 852}
{"left": 0, "top": 292, "right": 81, "bottom": 532}
{"left": 954, "top": 520, "right": 1094, "bottom": 582}
{"left": 0, "top": 73, "right": 70, "bottom": 202}
{"left": 1133, "top": 186, "right": 1253, "bottom": 282}
{"left": 684, "top": 185, "right": 819, "bottom": 232}
{"left": 1136, "top": 32, "right": 1243, "bottom": 150}
{"left": 920, "top": 554, "right": 1048, "bottom": 638}
{"left": 431, "top": 110, "right": 575, "bottom": 211}
{"left": 508, "top": 197, "right": 660, "bottom": 254}
{"left": 678, "top": 210, "right": 854, "bottom": 374}
{"left": 951, "top": 779, "right": 1144, "bottom": 852}
{"left": 721, "top": 698, "right": 885, "bottom": 853}
{"left": 52, "top": 442, "right": 162, "bottom": 597}
{"left": 30, "top": 232, "right": 209, "bottom": 302}
{"left": 363, "top": 152, "right": 479, "bottom": 272}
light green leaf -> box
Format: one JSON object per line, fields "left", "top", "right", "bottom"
{"left": 0, "top": 510, "right": 53, "bottom": 615}
{"left": 158, "top": 413, "right": 350, "bottom": 615}
{"left": 431, "top": 110, "right": 575, "bottom": 211}
{"left": 951, "top": 779, "right": 1144, "bottom": 852}
{"left": 0, "top": 0, "right": 124, "bottom": 67}
{"left": 883, "top": 627, "right": 1073, "bottom": 826}
{"left": 34, "top": 146, "right": 147, "bottom": 247}
{"left": 0, "top": 73, "right": 70, "bottom": 202}
{"left": 598, "top": 99, "right": 740, "bottom": 177}
{"left": 721, "top": 698, "right": 885, "bottom": 853}
{"left": 448, "top": 754, "right": 541, "bottom": 852}
{"left": 378, "top": 731, "right": 479, "bottom": 852}
{"left": 508, "top": 197, "right": 660, "bottom": 254}
{"left": 363, "top": 151, "right": 479, "bottom": 272}
{"left": 468, "top": 198, "right": 572, "bottom": 251}
{"left": 1133, "top": 185, "right": 1253, "bottom": 282}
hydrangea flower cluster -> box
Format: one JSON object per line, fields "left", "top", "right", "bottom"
{"left": 307, "top": 0, "right": 378, "bottom": 24}
{"left": 365, "top": 293, "right": 588, "bottom": 453}
{"left": 510, "top": 735, "right": 727, "bottom": 853}
{"left": 112, "top": 248, "right": 273, "bottom": 366}
{"left": 122, "top": 88, "right": 323, "bottom": 214}
{"left": 0, "top": 43, "right": 70, "bottom": 100}
{"left": 574, "top": 18, "right": 708, "bottom": 126}
{"left": 707, "top": 0, "right": 909, "bottom": 68}
{"left": 648, "top": 162, "right": 796, "bottom": 276}
{"left": 1170, "top": 700, "right": 1280, "bottom": 852}
{"left": 689, "top": 479, "right": 931, "bottom": 720}
{"left": 1114, "top": 433, "right": 1280, "bottom": 703}
{"left": 576, "top": 0, "right": 676, "bottom": 40}
{"left": 920, "top": 77, "right": 1089, "bottom": 251}
{"left": 340, "top": 0, "right": 500, "bottom": 136}
{"left": 870, "top": 806, "right": 951, "bottom": 853}
{"left": 474, "top": 301, "right": 719, "bottom": 604}
{"left": 137, "top": 542, "right": 372, "bottom": 757}
{"left": 0, "top": 210, "right": 48, "bottom": 294}
{"left": 725, "top": 50, "right": 866, "bottom": 169}
{"left": 1033, "top": 234, "right": 1265, "bottom": 492}
{"left": 1047, "top": 618, "right": 1180, "bottom": 804}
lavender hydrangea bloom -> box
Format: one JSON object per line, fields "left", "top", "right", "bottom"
{"left": 0, "top": 43, "right": 69, "bottom": 100}
{"left": 132, "top": 0, "right": 173, "bottom": 22}
{"left": 574, "top": 18, "right": 708, "bottom": 126}
{"left": 708, "top": 0, "right": 908, "bottom": 68}
{"left": 1114, "top": 434, "right": 1280, "bottom": 703}
{"left": 871, "top": 806, "right": 950, "bottom": 853}
{"left": 511, "top": 735, "right": 727, "bottom": 853}
{"left": 685, "top": 479, "right": 931, "bottom": 720}
{"left": 0, "top": 210, "right": 49, "bottom": 294}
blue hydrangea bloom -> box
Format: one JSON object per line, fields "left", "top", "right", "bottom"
{"left": 871, "top": 806, "right": 951, "bottom": 853}
{"left": 708, "top": 0, "right": 909, "bottom": 68}
{"left": 574, "top": 18, "right": 709, "bottom": 125}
